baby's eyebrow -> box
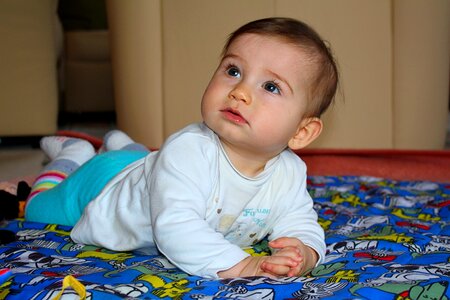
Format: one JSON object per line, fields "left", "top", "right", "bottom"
{"left": 221, "top": 53, "right": 240, "bottom": 62}
{"left": 266, "top": 70, "right": 293, "bottom": 94}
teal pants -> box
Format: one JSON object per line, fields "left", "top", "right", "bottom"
{"left": 25, "top": 150, "right": 147, "bottom": 226}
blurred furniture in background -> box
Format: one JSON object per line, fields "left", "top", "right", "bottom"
{"left": 0, "top": 0, "right": 60, "bottom": 138}
{"left": 107, "top": 0, "right": 449, "bottom": 149}
{"left": 59, "top": 0, "right": 114, "bottom": 117}
{"left": 64, "top": 30, "right": 114, "bottom": 114}
{"left": 0, "top": 0, "right": 114, "bottom": 143}
{"left": 1, "top": 0, "right": 448, "bottom": 150}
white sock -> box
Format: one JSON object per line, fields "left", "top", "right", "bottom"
{"left": 40, "top": 136, "right": 95, "bottom": 166}
{"left": 103, "top": 130, "right": 135, "bottom": 151}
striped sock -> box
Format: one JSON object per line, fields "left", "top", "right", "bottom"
{"left": 27, "top": 169, "right": 67, "bottom": 200}
{"left": 26, "top": 137, "right": 95, "bottom": 208}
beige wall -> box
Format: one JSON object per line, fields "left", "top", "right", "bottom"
{"left": 393, "top": 0, "right": 450, "bottom": 149}
{"left": 107, "top": 0, "right": 164, "bottom": 145}
{"left": 277, "top": 0, "right": 394, "bottom": 148}
{"left": 108, "top": 0, "right": 449, "bottom": 149}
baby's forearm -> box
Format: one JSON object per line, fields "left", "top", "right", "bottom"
{"left": 302, "top": 245, "right": 319, "bottom": 272}
{"left": 217, "top": 257, "right": 257, "bottom": 278}
{"left": 217, "top": 256, "right": 273, "bottom": 278}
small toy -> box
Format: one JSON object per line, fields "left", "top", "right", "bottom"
{"left": 0, "top": 181, "right": 31, "bottom": 221}
{"left": 0, "top": 230, "right": 16, "bottom": 245}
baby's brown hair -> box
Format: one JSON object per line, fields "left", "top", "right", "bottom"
{"left": 223, "top": 17, "right": 339, "bottom": 118}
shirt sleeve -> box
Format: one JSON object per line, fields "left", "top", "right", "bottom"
{"left": 148, "top": 132, "right": 249, "bottom": 278}
{"left": 268, "top": 156, "right": 326, "bottom": 265}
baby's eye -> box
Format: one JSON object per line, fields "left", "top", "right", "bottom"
{"left": 226, "top": 66, "right": 241, "bottom": 78}
{"left": 263, "top": 82, "right": 281, "bottom": 94}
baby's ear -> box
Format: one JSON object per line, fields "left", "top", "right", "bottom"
{"left": 288, "top": 117, "right": 323, "bottom": 150}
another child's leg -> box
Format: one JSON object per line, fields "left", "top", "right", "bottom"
{"left": 26, "top": 137, "right": 95, "bottom": 210}
{"left": 103, "top": 130, "right": 149, "bottom": 152}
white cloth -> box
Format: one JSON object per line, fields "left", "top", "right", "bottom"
{"left": 71, "top": 123, "right": 325, "bottom": 278}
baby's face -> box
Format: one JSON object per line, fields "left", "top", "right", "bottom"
{"left": 201, "top": 33, "right": 315, "bottom": 161}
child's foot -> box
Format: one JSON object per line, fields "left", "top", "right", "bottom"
{"left": 40, "top": 137, "right": 95, "bottom": 166}
{"left": 102, "top": 130, "right": 135, "bottom": 151}
{"left": 102, "top": 130, "right": 148, "bottom": 152}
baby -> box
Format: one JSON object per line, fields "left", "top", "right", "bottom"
{"left": 25, "top": 17, "right": 338, "bottom": 279}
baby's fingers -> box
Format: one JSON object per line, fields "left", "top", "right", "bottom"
{"left": 269, "top": 237, "right": 302, "bottom": 249}
{"left": 273, "top": 246, "right": 303, "bottom": 262}
{"left": 261, "top": 262, "right": 290, "bottom": 276}
{"left": 261, "top": 256, "right": 300, "bottom": 276}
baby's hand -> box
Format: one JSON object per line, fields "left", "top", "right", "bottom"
{"left": 238, "top": 256, "right": 275, "bottom": 278}
{"left": 217, "top": 238, "right": 318, "bottom": 278}
{"left": 261, "top": 237, "right": 318, "bottom": 277}
{"left": 218, "top": 256, "right": 289, "bottom": 278}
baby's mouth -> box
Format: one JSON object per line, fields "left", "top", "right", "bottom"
{"left": 220, "top": 108, "right": 248, "bottom": 124}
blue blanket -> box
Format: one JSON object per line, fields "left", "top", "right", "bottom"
{"left": 0, "top": 176, "right": 449, "bottom": 299}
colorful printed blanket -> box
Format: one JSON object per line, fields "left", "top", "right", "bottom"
{"left": 0, "top": 176, "right": 449, "bottom": 299}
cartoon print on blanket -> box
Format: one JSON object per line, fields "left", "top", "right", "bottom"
{"left": 0, "top": 176, "right": 449, "bottom": 299}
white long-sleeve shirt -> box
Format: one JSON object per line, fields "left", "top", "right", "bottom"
{"left": 71, "top": 123, "right": 325, "bottom": 278}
